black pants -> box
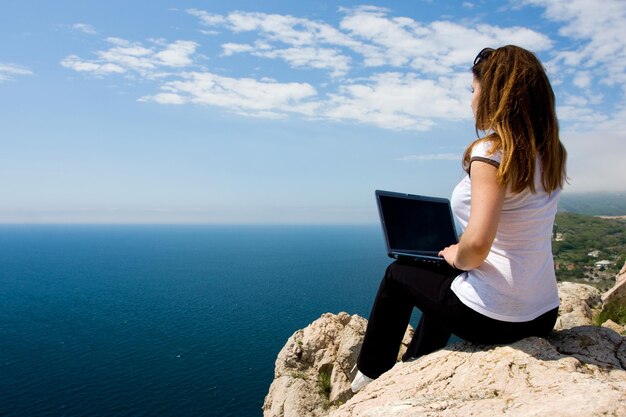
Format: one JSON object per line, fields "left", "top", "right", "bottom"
{"left": 357, "top": 261, "right": 559, "bottom": 379}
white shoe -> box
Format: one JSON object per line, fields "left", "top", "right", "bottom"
{"left": 351, "top": 370, "right": 374, "bottom": 393}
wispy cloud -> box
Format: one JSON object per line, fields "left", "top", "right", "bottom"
{"left": 521, "top": 0, "right": 626, "bottom": 129}
{"left": 60, "top": 37, "right": 198, "bottom": 78}
{"left": 0, "top": 63, "right": 33, "bottom": 82}
{"left": 191, "top": 6, "right": 551, "bottom": 78}
{"left": 191, "top": 9, "right": 359, "bottom": 78}
{"left": 72, "top": 23, "right": 97, "bottom": 35}
{"left": 141, "top": 72, "right": 319, "bottom": 119}
{"left": 323, "top": 72, "right": 470, "bottom": 131}
{"left": 511, "top": 0, "right": 626, "bottom": 192}
{"left": 61, "top": 3, "right": 626, "bottom": 135}
{"left": 338, "top": 7, "right": 552, "bottom": 71}
{"left": 60, "top": 55, "right": 125, "bottom": 75}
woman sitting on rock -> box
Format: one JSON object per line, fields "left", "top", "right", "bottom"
{"left": 352, "top": 45, "right": 568, "bottom": 393}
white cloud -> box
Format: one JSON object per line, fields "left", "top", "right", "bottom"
{"left": 187, "top": 9, "right": 226, "bottom": 26}
{"left": 97, "top": 43, "right": 155, "bottom": 74}
{"left": 510, "top": 0, "right": 626, "bottom": 193}
{"left": 340, "top": 10, "right": 425, "bottom": 67}
{"left": 60, "top": 38, "right": 197, "bottom": 78}
{"left": 221, "top": 41, "right": 351, "bottom": 77}
{"left": 222, "top": 42, "right": 256, "bottom": 56}
{"left": 573, "top": 71, "right": 591, "bottom": 89}
{"left": 137, "top": 67, "right": 472, "bottom": 130}
{"left": 105, "top": 37, "right": 130, "bottom": 47}
{"left": 524, "top": 0, "right": 626, "bottom": 84}
{"left": 249, "top": 46, "right": 351, "bottom": 77}
{"left": 60, "top": 55, "right": 125, "bottom": 74}
{"left": 521, "top": 0, "right": 626, "bottom": 131}
{"left": 0, "top": 63, "right": 33, "bottom": 82}
{"left": 72, "top": 23, "right": 97, "bottom": 35}
{"left": 47, "top": 2, "right": 626, "bottom": 205}
{"left": 193, "top": 10, "right": 358, "bottom": 77}
{"left": 199, "top": 9, "right": 354, "bottom": 47}
{"left": 141, "top": 72, "right": 320, "bottom": 118}
{"left": 339, "top": 8, "right": 552, "bottom": 73}
{"left": 557, "top": 104, "right": 610, "bottom": 128}
{"left": 562, "top": 94, "right": 588, "bottom": 107}
{"left": 144, "top": 92, "right": 186, "bottom": 105}
{"left": 62, "top": 4, "right": 626, "bottom": 137}
{"left": 154, "top": 40, "right": 198, "bottom": 67}
{"left": 176, "top": 6, "right": 554, "bottom": 129}
{"left": 323, "top": 72, "right": 471, "bottom": 131}
{"left": 65, "top": 7, "right": 551, "bottom": 131}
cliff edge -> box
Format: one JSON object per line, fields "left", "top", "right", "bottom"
{"left": 263, "top": 282, "right": 626, "bottom": 417}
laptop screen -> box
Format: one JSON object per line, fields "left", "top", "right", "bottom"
{"left": 376, "top": 191, "right": 458, "bottom": 255}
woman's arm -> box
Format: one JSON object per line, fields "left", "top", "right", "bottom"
{"left": 439, "top": 160, "right": 505, "bottom": 270}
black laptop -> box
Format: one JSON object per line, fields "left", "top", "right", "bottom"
{"left": 375, "top": 190, "right": 458, "bottom": 263}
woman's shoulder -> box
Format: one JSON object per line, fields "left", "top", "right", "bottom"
{"left": 470, "top": 138, "right": 502, "bottom": 163}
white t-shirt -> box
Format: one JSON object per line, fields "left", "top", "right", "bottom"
{"left": 450, "top": 140, "right": 560, "bottom": 322}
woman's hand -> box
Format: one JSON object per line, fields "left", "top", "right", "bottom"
{"left": 438, "top": 244, "right": 460, "bottom": 269}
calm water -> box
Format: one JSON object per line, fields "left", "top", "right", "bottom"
{"left": 0, "top": 225, "right": 396, "bottom": 417}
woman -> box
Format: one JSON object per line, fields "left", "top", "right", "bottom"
{"left": 351, "top": 45, "right": 567, "bottom": 393}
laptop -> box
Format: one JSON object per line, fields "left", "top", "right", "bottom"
{"left": 375, "top": 190, "right": 458, "bottom": 263}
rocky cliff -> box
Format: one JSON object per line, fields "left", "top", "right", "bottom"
{"left": 602, "top": 261, "right": 626, "bottom": 307}
{"left": 263, "top": 282, "right": 626, "bottom": 417}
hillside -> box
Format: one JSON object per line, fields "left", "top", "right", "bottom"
{"left": 553, "top": 212, "right": 625, "bottom": 291}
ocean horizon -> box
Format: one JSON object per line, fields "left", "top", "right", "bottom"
{"left": 0, "top": 224, "right": 414, "bottom": 417}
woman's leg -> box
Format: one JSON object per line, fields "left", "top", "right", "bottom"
{"left": 357, "top": 260, "right": 560, "bottom": 379}
{"left": 402, "top": 313, "right": 453, "bottom": 361}
{"left": 357, "top": 261, "right": 460, "bottom": 379}
{"left": 449, "top": 303, "right": 559, "bottom": 345}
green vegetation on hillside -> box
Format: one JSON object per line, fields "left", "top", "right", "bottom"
{"left": 552, "top": 212, "right": 625, "bottom": 290}
{"left": 594, "top": 297, "right": 626, "bottom": 326}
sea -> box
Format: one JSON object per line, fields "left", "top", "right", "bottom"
{"left": 0, "top": 224, "right": 416, "bottom": 417}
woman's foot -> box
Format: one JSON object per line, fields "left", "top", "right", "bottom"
{"left": 350, "top": 370, "right": 374, "bottom": 393}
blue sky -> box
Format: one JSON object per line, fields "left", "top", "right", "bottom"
{"left": 2, "top": 0, "right": 625, "bottom": 224}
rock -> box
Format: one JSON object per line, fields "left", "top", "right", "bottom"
{"left": 549, "top": 325, "right": 625, "bottom": 368}
{"left": 602, "top": 319, "right": 626, "bottom": 335}
{"left": 265, "top": 284, "right": 626, "bottom": 417}
{"left": 602, "top": 261, "right": 626, "bottom": 306}
{"left": 263, "top": 312, "right": 412, "bottom": 417}
{"left": 554, "top": 281, "right": 602, "bottom": 330}
{"left": 329, "top": 331, "right": 626, "bottom": 417}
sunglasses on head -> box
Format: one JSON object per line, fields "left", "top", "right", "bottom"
{"left": 473, "top": 48, "right": 495, "bottom": 66}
